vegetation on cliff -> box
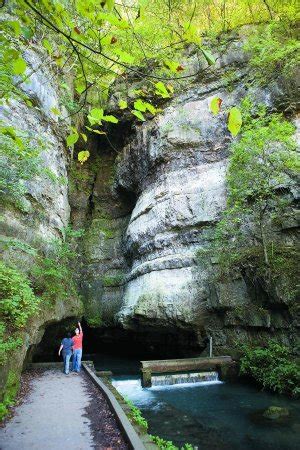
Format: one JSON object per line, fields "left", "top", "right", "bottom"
{"left": 240, "top": 341, "right": 300, "bottom": 397}
{"left": 0, "top": 228, "right": 82, "bottom": 355}
{"left": 212, "top": 98, "right": 298, "bottom": 295}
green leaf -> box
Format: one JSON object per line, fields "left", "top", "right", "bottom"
{"left": 21, "top": 26, "right": 33, "bottom": 40}
{"left": 134, "top": 99, "right": 157, "bottom": 115}
{"left": 102, "top": 114, "right": 118, "bottom": 123}
{"left": 66, "top": 133, "right": 79, "bottom": 146}
{"left": 12, "top": 57, "right": 27, "bottom": 75}
{"left": 144, "top": 102, "right": 157, "bottom": 115}
{"left": 118, "top": 99, "right": 128, "bottom": 109}
{"left": 183, "top": 22, "right": 202, "bottom": 45}
{"left": 113, "top": 49, "right": 135, "bottom": 64}
{"left": 42, "top": 39, "right": 53, "bottom": 54}
{"left": 131, "top": 110, "right": 145, "bottom": 121}
{"left": 1, "top": 125, "right": 16, "bottom": 139}
{"left": 201, "top": 48, "right": 216, "bottom": 66}
{"left": 134, "top": 99, "right": 147, "bottom": 112}
{"left": 210, "top": 97, "right": 222, "bottom": 115}
{"left": 78, "top": 150, "right": 90, "bottom": 164}
{"left": 81, "top": 133, "right": 87, "bottom": 142}
{"left": 8, "top": 21, "right": 21, "bottom": 36}
{"left": 133, "top": 89, "right": 147, "bottom": 97}
{"left": 88, "top": 108, "right": 104, "bottom": 125}
{"left": 3, "top": 48, "right": 19, "bottom": 62}
{"left": 154, "top": 81, "right": 170, "bottom": 98}
{"left": 164, "top": 60, "right": 180, "bottom": 73}
{"left": 228, "top": 107, "right": 243, "bottom": 136}
{"left": 97, "top": 12, "right": 129, "bottom": 29}
{"left": 75, "top": 84, "right": 85, "bottom": 94}
{"left": 103, "top": 0, "right": 115, "bottom": 11}
{"left": 89, "top": 108, "right": 104, "bottom": 120}
{"left": 85, "top": 126, "right": 106, "bottom": 135}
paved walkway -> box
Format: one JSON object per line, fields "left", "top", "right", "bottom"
{"left": 0, "top": 370, "right": 98, "bottom": 450}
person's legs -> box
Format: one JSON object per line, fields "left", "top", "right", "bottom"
{"left": 65, "top": 353, "right": 71, "bottom": 374}
{"left": 63, "top": 352, "right": 67, "bottom": 373}
{"left": 76, "top": 349, "right": 82, "bottom": 372}
{"left": 72, "top": 350, "right": 78, "bottom": 372}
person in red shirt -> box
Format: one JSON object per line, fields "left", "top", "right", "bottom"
{"left": 72, "top": 321, "right": 83, "bottom": 373}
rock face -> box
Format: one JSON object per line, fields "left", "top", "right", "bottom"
{"left": 0, "top": 45, "right": 82, "bottom": 400}
{"left": 0, "top": 46, "right": 71, "bottom": 249}
{"left": 1, "top": 29, "right": 298, "bottom": 393}
{"left": 69, "top": 140, "right": 133, "bottom": 328}
{"left": 76, "top": 31, "right": 299, "bottom": 355}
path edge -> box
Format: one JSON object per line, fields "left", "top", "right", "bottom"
{"left": 82, "top": 362, "right": 158, "bottom": 450}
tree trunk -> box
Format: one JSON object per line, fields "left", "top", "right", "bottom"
{"left": 259, "top": 214, "right": 269, "bottom": 268}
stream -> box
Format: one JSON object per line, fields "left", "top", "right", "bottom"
{"left": 92, "top": 353, "right": 300, "bottom": 450}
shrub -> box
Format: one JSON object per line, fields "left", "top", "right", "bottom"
{"left": 124, "top": 398, "right": 148, "bottom": 430}
{"left": 240, "top": 341, "right": 300, "bottom": 397}
{"left": 86, "top": 314, "right": 102, "bottom": 328}
{"left": 0, "top": 262, "right": 39, "bottom": 328}
{"left": 123, "top": 397, "right": 194, "bottom": 449}
{"left": 0, "top": 322, "right": 22, "bottom": 365}
{"left": 0, "top": 123, "right": 41, "bottom": 211}
{"left": 31, "top": 227, "right": 83, "bottom": 303}
{"left": 200, "top": 98, "right": 298, "bottom": 300}
{"left": 150, "top": 435, "right": 193, "bottom": 450}
{"left": 244, "top": 21, "right": 299, "bottom": 83}
{"left": 0, "top": 370, "right": 20, "bottom": 421}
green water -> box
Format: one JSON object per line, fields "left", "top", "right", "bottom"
{"left": 93, "top": 354, "right": 300, "bottom": 450}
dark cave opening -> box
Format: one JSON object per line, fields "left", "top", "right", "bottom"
{"left": 93, "top": 118, "right": 134, "bottom": 157}
{"left": 32, "top": 318, "right": 203, "bottom": 365}
{"left": 114, "top": 183, "right": 137, "bottom": 215}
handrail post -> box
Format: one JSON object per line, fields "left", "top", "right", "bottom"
{"left": 209, "top": 336, "right": 213, "bottom": 358}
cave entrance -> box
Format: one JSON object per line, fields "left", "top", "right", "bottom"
{"left": 32, "top": 317, "right": 79, "bottom": 363}
{"left": 32, "top": 319, "right": 203, "bottom": 371}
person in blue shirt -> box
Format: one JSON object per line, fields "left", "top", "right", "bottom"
{"left": 58, "top": 332, "right": 73, "bottom": 375}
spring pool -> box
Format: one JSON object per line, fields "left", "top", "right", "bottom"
{"left": 93, "top": 354, "right": 300, "bottom": 449}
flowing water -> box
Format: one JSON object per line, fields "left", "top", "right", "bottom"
{"left": 151, "top": 371, "right": 219, "bottom": 386}
{"left": 93, "top": 353, "right": 300, "bottom": 450}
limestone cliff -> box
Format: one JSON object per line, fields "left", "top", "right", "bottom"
{"left": 0, "top": 29, "right": 298, "bottom": 400}
{"left": 0, "top": 45, "right": 82, "bottom": 400}
{"left": 73, "top": 30, "right": 299, "bottom": 355}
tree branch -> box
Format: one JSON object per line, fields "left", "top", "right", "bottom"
{"left": 23, "top": 0, "right": 205, "bottom": 82}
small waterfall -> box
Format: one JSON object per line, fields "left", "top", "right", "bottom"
{"left": 151, "top": 371, "right": 219, "bottom": 387}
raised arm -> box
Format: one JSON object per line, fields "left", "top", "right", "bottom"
{"left": 78, "top": 321, "right": 82, "bottom": 334}
{"left": 58, "top": 344, "right": 63, "bottom": 356}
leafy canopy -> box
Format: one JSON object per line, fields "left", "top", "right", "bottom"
{"left": 1, "top": 1, "right": 297, "bottom": 133}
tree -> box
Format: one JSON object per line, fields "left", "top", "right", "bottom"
{"left": 1, "top": 1, "right": 297, "bottom": 133}
{"left": 212, "top": 99, "right": 297, "bottom": 282}
{"left": 0, "top": 1, "right": 298, "bottom": 166}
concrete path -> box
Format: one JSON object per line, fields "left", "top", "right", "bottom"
{"left": 0, "top": 370, "right": 94, "bottom": 450}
